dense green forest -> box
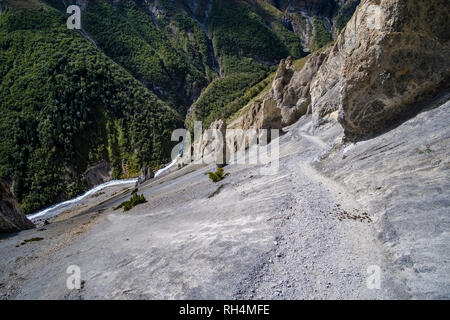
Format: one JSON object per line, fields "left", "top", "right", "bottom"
{"left": 81, "top": 0, "right": 215, "bottom": 113}
{"left": 46, "top": 0, "right": 306, "bottom": 123}
{"left": 0, "top": 7, "right": 181, "bottom": 213}
{"left": 0, "top": 0, "right": 351, "bottom": 213}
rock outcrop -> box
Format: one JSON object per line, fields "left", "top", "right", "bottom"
{"left": 137, "top": 167, "right": 155, "bottom": 185}
{"left": 230, "top": 97, "right": 282, "bottom": 132}
{"left": 0, "top": 181, "right": 34, "bottom": 233}
{"left": 273, "top": 50, "right": 331, "bottom": 125}
{"left": 83, "top": 161, "right": 112, "bottom": 188}
{"left": 276, "top": 0, "right": 360, "bottom": 51}
{"left": 191, "top": 119, "right": 228, "bottom": 166}
{"left": 311, "top": 0, "right": 450, "bottom": 138}
{"left": 228, "top": 48, "right": 331, "bottom": 133}
{"left": 250, "top": 0, "right": 450, "bottom": 140}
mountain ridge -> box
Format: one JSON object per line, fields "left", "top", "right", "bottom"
{"left": 0, "top": 0, "right": 356, "bottom": 217}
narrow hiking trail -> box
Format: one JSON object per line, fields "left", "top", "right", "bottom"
{"left": 234, "top": 120, "right": 392, "bottom": 299}
{"left": 1, "top": 117, "right": 393, "bottom": 299}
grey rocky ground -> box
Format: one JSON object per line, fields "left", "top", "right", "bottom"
{"left": 316, "top": 92, "right": 450, "bottom": 299}
{"left": 0, "top": 95, "right": 448, "bottom": 299}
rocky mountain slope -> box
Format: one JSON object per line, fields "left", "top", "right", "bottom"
{"left": 0, "top": 0, "right": 448, "bottom": 299}
{"left": 227, "top": 0, "right": 450, "bottom": 139}
{"left": 203, "top": 0, "right": 450, "bottom": 298}
{"left": 0, "top": 2, "right": 182, "bottom": 215}
{"left": 0, "top": 0, "right": 356, "bottom": 218}
{"left": 1, "top": 88, "right": 447, "bottom": 298}
{"left": 176, "top": 0, "right": 450, "bottom": 298}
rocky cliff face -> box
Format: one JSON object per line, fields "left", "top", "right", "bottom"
{"left": 227, "top": 48, "right": 331, "bottom": 133}
{"left": 273, "top": 50, "right": 331, "bottom": 125}
{"left": 272, "top": 0, "right": 360, "bottom": 51}
{"left": 240, "top": 0, "right": 450, "bottom": 140}
{"left": 0, "top": 181, "right": 34, "bottom": 233}
{"left": 311, "top": 0, "right": 450, "bottom": 138}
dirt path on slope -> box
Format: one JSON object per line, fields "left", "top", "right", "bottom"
{"left": 234, "top": 124, "right": 393, "bottom": 299}
{"left": 1, "top": 118, "right": 395, "bottom": 299}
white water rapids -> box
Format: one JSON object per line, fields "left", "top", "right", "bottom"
{"left": 27, "top": 156, "right": 180, "bottom": 222}
{"left": 27, "top": 178, "right": 137, "bottom": 222}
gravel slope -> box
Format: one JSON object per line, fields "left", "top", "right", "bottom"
{"left": 315, "top": 92, "right": 450, "bottom": 299}
{"left": 1, "top": 97, "right": 448, "bottom": 299}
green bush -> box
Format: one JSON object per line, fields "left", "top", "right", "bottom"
{"left": 205, "top": 167, "right": 230, "bottom": 183}
{"left": 115, "top": 189, "right": 147, "bottom": 212}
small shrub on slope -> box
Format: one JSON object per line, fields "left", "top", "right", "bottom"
{"left": 205, "top": 167, "right": 230, "bottom": 183}
{"left": 114, "top": 189, "right": 147, "bottom": 212}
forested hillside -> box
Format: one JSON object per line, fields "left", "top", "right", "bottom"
{"left": 0, "top": 5, "right": 181, "bottom": 213}
{"left": 0, "top": 0, "right": 356, "bottom": 214}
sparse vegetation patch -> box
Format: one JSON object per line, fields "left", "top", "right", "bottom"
{"left": 205, "top": 167, "right": 230, "bottom": 183}
{"left": 19, "top": 237, "right": 44, "bottom": 246}
{"left": 114, "top": 189, "right": 147, "bottom": 212}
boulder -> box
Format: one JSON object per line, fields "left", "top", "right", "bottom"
{"left": 0, "top": 181, "right": 34, "bottom": 233}
{"left": 194, "top": 119, "right": 228, "bottom": 166}
{"left": 272, "top": 57, "right": 296, "bottom": 105}
{"left": 137, "top": 167, "right": 155, "bottom": 185}
{"left": 237, "top": 97, "right": 283, "bottom": 131}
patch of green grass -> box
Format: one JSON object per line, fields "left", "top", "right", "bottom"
{"left": 293, "top": 56, "right": 310, "bottom": 71}
{"left": 114, "top": 189, "right": 147, "bottom": 212}
{"left": 205, "top": 167, "right": 230, "bottom": 183}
